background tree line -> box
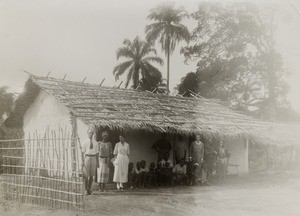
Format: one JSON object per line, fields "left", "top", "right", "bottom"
{"left": 113, "top": 2, "right": 299, "bottom": 121}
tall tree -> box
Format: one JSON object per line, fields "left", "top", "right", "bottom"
{"left": 113, "top": 36, "right": 164, "bottom": 89}
{"left": 0, "top": 86, "right": 14, "bottom": 139}
{"left": 146, "top": 2, "right": 190, "bottom": 92}
{"left": 0, "top": 86, "right": 14, "bottom": 119}
{"left": 180, "top": 2, "right": 288, "bottom": 119}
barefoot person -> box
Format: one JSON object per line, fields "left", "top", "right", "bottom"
{"left": 190, "top": 134, "right": 204, "bottom": 185}
{"left": 113, "top": 134, "right": 130, "bottom": 190}
{"left": 97, "top": 131, "right": 113, "bottom": 192}
{"left": 82, "top": 128, "right": 98, "bottom": 195}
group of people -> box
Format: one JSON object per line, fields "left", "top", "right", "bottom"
{"left": 82, "top": 128, "right": 130, "bottom": 195}
{"left": 82, "top": 128, "right": 230, "bottom": 195}
{"left": 127, "top": 152, "right": 187, "bottom": 188}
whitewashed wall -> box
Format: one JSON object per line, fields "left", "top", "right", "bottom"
{"left": 225, "top": 137, "right": 249, "bottom": 174}
{"left": 23, "top": 90, "right": 72, "bottom": 137}
{"left": 23, "top": 90, "right": 73, "bottom": 177}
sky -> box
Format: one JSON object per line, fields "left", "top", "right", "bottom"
{"left": 0, "top": 0, "right": 300, "bottom": 110}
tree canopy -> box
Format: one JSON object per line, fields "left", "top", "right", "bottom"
{"left": 113, "top": 36, "right": 164, "bottom": 89}
{"left": 180, "top": 2, "right": 290, "bottom": 119}
{"left": 146, "top": 2, "right": 190, "bottom": 92}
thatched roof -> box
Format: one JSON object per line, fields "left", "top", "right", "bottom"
{"left": 5, "top": 76, "right": 300, "bottom": 146}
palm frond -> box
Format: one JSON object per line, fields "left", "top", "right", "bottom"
{"left": 140, "top": 63, "right": 162, "bottom": 84}
{"left": 116, "top": 47, "right": 135, "bottom": 60}
{"left": 145, "top": 22, "right": 166, "bottom": 43}
{"left": 142, "top": 56, "right": 164, "bottom": 66}
{"left": 113, "top": 61, "right": 133, "bottom": 79}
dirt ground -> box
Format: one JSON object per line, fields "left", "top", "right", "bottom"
{"left": 1, "top": 171, "right": 300, "bottom": 216}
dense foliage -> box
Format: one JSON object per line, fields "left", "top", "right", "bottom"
{"left": 179, "top": 3, "right": 292, "bottom": 119}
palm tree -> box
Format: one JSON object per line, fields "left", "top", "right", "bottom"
{"left": 146, "top": 2, "right": 190, "bottom": 92}
{"left": 113, "top": 36, "right": 164, "bottom": 89}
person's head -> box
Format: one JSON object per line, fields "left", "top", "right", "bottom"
{"left": 141, "top": 160, "right": 146, "bottom": 168}
{"left": 163, "top": 152, "right": 170, "bottom": 161}
{"left": 136, "top": 162, "right": 141, "bottom": 169}
{"left": 150, "top": 162, "right": 155, "bottom": 169}
{"left": 179, "top": 158, "right": 185, "bottom": 166}
{"left": 165, "top": 162, "right": 170, "bottom": 168}
{"left": 119, "top": 134, "right": 125, "bottom": 143}
{"left": 195, "top": 134, "right": 201, "bottom": 142}
{"left": 102, "top": 131, "right": 109, "bottom": 141}
{"left": 129, "top": 162, "right": 134, "bottom": 169}
{"left": 87, "top": 128, "right": 94, "bottom": 140}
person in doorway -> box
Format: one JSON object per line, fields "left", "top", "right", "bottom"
{"left": 190, "top": 134, "right": 204, "bottom": 185}
{"left": 152, "top": 133, "right": 172, "bottom": 164}
{"left": 174, "top": 135, "right": 189, "bottom": 164}
{"left": 113, "top": 134, "right": 130, "bottom": 191}
{"left": 204, "top": 138, "right": 217, "bottom": 185}
{"left": 160, "top": 152, "right": 173, "bottom": 168}
{"left": 82, "top": 128, "right": 98, "bottom": 195}
{"left": 97, "top": 131, "right": 113, "bottom": 192}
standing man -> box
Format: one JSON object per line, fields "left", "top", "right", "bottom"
{"left": 204, "top": 138, "right": 217, "bottom": 185}
{"left": 82, "top": 128, "right": 98, "bottom": 195}
{"left": 190, "top": 134, "right": 204, "bottom": 185}
{"left": 174, "top": 135, "right": 189, "bottom": 164}
{"left": 152, "top": 133, "right": 172, "bottom": 164}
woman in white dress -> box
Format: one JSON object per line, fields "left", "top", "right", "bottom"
{"left": 113, "top": 134, "right": 130, "bottom": 190}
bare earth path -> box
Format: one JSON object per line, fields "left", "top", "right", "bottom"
{"left": 1, "top": 171, "right": 300, "bottom": 216}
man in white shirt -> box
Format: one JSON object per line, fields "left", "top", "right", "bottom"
{"left": 82, "top": 128, "right": 98, "bottom": 195}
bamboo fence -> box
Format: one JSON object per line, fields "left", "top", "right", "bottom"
{"left": 0, "top": 128, "right": 84, "bottom": 211}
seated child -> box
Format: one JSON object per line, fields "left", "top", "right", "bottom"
{"left": 172, "top": 158, "right": 188, "bottom": 185}
{"left": 146, "top": 162, "right": 157, "bottom": 187}
{"left": 155, "top": 162, "right": 163, "bottom": 187}
{"left": 127, "top": 162, "right": 134, "bottom": 189}
{"left": 163, "top": 162, "right": 173, "bottom": 186}
{"left": 132, "top": 162, "right": 142, "bottom": 188}
{"left": 139, "top": 160, "right": 149, "bottom": 188}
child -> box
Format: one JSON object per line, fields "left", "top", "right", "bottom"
{"left": 162, "top": 162, "right": 173, "bottom": 186}
{"left": 173, "top": 158, "right": 188, "bottom": 185}
{"left": 132, "top": 162, "right": 141, "bottom": 188}
{"left": 146, "top": 162, "right": 157, "bottom": 187}
{"left": 155, "top": 162, "right": 163, "bottom": 187}
{"left": 127, "top": 162, "right": 134, "bottom": 189}
{"left": 139, "top": 160, "right": 149, "bottom": 188}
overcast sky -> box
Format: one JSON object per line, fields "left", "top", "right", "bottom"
{"left": 0, "top": 0, "right": 300, "bottom": 111}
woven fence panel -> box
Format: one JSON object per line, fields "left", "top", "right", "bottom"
{"left": 0, "top": 129, "right": 84, "bottom": 211}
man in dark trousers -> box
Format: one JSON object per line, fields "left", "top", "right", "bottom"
{"left": 82, "top": 128, "right": 98, "bottom": 195}
{"left": 152, "top": 133, "right": 172, "bottom": 164}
